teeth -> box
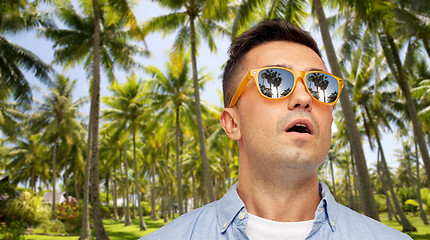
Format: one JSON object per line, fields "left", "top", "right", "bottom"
{"left": 286, "top": 123, "right": 311, "bottom": 134}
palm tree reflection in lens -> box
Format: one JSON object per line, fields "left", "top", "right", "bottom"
{"left": 258, "top": 69, "right": 339, "bottom": 104}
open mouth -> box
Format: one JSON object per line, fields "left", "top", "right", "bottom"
{"left": 286, "top": 123, "right": 311, "bottom": 134}
{"left": 285, "top": 120, "right": 314, "bottom": 135}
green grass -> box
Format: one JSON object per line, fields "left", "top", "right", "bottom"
{"left": 22, "top": 213, "right": 430, "bottom": 239}
{"left": 25, "top": 216, "right": 167, "bottom": 240}
{"left": 380, "top": 212, "right": 430, "bottom": 240}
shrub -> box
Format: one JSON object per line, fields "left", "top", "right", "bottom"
{"left": 375, "top": 194, "right": 387, "bottom": 212}
{"left": 56, "top": 200, "right": 81, "bottom": 233}
{"left": 0, "top": 217, "right": 26, "bottom": 240}
{"left": 37, "top": 219, "right": 66, "bottom": 234}
{"left": 101, "top": 204, "right": 112, "bottom": 219}
{"left": 5, "top": 191, "right": 50, "bottom": 227}
{"left": 141, "top": 201, "right": 151, "bottom": 216}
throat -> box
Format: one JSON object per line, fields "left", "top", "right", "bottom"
{"left": 237, "top": 175, "right": 321, "bottom": 222}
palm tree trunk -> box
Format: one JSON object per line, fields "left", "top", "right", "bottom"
{"left": 79, "top": 115, "right": 92, "bottom": 240}
{"left": 406, "top": 154, "right": 417, "bottom": 212}
{"left": 131, "top": 183, "right": 135, "bottom": 219}
{"left": 169, "top": 181, "right": 174, "bottom": 219}
{"left": 377, "top": 148, "right": 398, "bottom": 223}
{"left": 105, "top": 172, "right": 109, "bottom": 206}
{"left": 64, "top": 152, "right": 69, "bottom": 200}
{"left": 133, "top": 133, "right": 146, "bottom": 230}
{"left": 346, "top": 167, "right": 353, "bottom": 209}
{"left": 313, "top": 0, "right": 379, "bottom": 220}
{"left": 31, "top": 160, "right": 36, "bottom": 192}
{"left": 175, "top": 105, "right": 184, "bottom": 214}
{"left": 192, "top": 171, "right": 197, "bottom": 209}
{"left": 150, "top": 152, "right": 158, "bottom": 221}
{"left": 421, "top": 35, "right": 430, "bottom": 59}
{"left": 75, "top": 176, "right": 80, "bottom": 202}
{"left": 123, "top": 144, "right": 132, "bottom": 225}
{"left": 162, "top": 156, "right": 168, "bottom": 223}
{"left": 189, "top": 16, "right": 215, "bottom": 202}
{"left": 113, "top": 160, "right": 119, "bottom": 221}
{"left": 89, "top": 0, "right": 110, "bottom": 238}
{"left": 51, "top": 137, "right": 58, "bottom": 220}
{"left": 364, "top": 106, "right": 416, "bottom": 231}
{"left": 163, "top": 143, "right": 169, "bottom": 222}
{"left": 415, "top": 140, "right": 429, "bottom": 224}
{"left": 329, "top": 155, "right": 337, "bottom": 199}
{"left": 383, "top": 30, "right": 430, "bottom": 187}
{"left": 350, "top": 153, "right": 361, "bottom": 212}
{"left": 119, "top": 149, "right": 126, "bottom": 221}
{"left": 378, "top": 136, "right": 415, "bottom": 231}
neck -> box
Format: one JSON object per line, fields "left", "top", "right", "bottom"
{"left": 237, "top": 156, "right": 321, "bottom": 222}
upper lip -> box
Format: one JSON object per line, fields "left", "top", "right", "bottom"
{"left": 285, "top": 119, "right": 315, "bottom": 135}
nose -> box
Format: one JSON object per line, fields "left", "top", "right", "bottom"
{"left": 287, "top": 77, "right": 312, "bottom": 111}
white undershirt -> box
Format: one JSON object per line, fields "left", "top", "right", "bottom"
{"left": 245, "top": 213, "right": 314, "bottom": 240}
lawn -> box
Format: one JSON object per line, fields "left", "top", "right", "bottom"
{"left": 22, "top": 213, "right": 430, "bottom": 239}
{"left": 25, "top": 216, "right": 167, "bottom": 240}
{"left": 380, "top": 212, "right": 430, "bottom": 240}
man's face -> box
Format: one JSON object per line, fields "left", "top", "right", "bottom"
{"left": 230, "top": 41, "right": 333, "bottom": 177}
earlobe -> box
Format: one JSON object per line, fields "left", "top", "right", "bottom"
{"left": 220, "top": 108, "right": 241, "bottom": 140}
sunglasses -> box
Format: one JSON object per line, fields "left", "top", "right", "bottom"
{"left": 229, "top": 67, "right": 344, "bottom": 108}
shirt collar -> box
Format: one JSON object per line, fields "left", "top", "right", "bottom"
{"left": 216, "top": 182, "right": 246, "bottom": 233}
{"left": 316, "top": 182, "right": 338, "bottom": 232}
{"left": 215, "top": 182, "right": 339, "bottom": 233}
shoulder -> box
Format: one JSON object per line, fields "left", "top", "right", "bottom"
{"left": 335, "top": 204, "right": 412, "bottom": 240}
{"left": 139, "top": 201, "right": 218, "bottom": 240}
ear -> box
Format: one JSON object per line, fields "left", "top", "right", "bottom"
{"left": 220, "top": 108, "right": 241, "bottom": 140}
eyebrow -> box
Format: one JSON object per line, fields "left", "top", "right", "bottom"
{"left": 264, "top": 64, "right": 325, "bottom": 72}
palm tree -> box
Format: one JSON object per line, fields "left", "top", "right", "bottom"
{"left": 146, "top": 53, "right": 211, "bottom": 214}
{"left": 312, "top": 0, "right": 380, "bottom": 220}
{"left": 102, "top": 74, "right": 149, "bottom": 230}
{"left": 0, "top": 88, "right": 26, "bottom": 137}
{"left": 391, "top": 1, "right": 430, "bottom": 59}
{"left": 146, "top": 0, "right": 232, "bottom": 202}
{"left": 142, "top": 118, "right": 171, "bottom": 220}
{"left": 98, "top": 132, "right": 120, "bottom": 220}
{"left": 7, "top": 133, "right": 50, "bottom": 192}
{"left": 121, "top": 140, "right": 133, "bottom": 225}
{"left": 330, "top": 111, "right": 362, "bottom": 211}
{"left": 338, "top": 23, "right": 417, "bottom": 229}
{"left": 43, "top": 1, "right": 149, "bottom": 237}
{"left": 0, "top": 0, "right": 54, "bottom": 104}
{"left": 346, "top": 0, "right": 430, "bottom": 187}
{"left": 30, "top": 74, "right": 85, "bottom": 219}
{"left": 231, "top": 0, "right": 308, "bottom": 38}
{"left": 396, "top": 140, "right": 428, "bottom": 225}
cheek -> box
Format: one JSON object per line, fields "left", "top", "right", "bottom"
{"left": 238, "top": 102, "right": 279, "bottom": 143}
{"left": 320, "top": 114, "right": 333, "bottom": 151}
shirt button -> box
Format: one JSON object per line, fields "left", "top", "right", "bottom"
{"left": 320, "top": 208, "right": 324, "bottom": 213}
{"left": 238, "top": 211, "right": 246, "bottom": 220}
{"left": 223, "top": 222, "right": 228, "bottom": 229}
{"left": 330, "top": 221, "right": 335, "bottom": 227}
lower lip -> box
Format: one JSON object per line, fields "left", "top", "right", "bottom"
{"left": 285, "top": 131, "right": 313, "bottom": 138}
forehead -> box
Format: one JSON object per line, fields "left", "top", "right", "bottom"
{"left": 242, "top": 41, "right": 326, "bottom": 73}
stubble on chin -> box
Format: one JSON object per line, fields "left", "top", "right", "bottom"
{"left": 253, "top": 111, "right": 326, "bottom": 185}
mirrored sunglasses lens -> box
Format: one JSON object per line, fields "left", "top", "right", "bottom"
{"left": 306, "top": 73, "right": 339, "bottom": 103}
{"left": 258, "top": 69, "right": 294, "bottom": 99}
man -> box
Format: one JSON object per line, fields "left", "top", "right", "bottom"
{"left": 141, "top": 19, "right": 412, "bottom": 240}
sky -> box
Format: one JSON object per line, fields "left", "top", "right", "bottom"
{"left": 5, "top": 0, "right": 409, "bottom": 170}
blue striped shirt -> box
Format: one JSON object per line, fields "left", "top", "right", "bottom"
{"left": 140, "top": 182, "right": 412, "bottom": 240}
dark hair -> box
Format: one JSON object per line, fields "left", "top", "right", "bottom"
{"left": 222, "top": 19, "right": 322, "bottom": 107}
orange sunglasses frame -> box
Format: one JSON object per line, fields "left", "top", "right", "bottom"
{"left": 228, "top": 67, "right": 344, "bottom": 108}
